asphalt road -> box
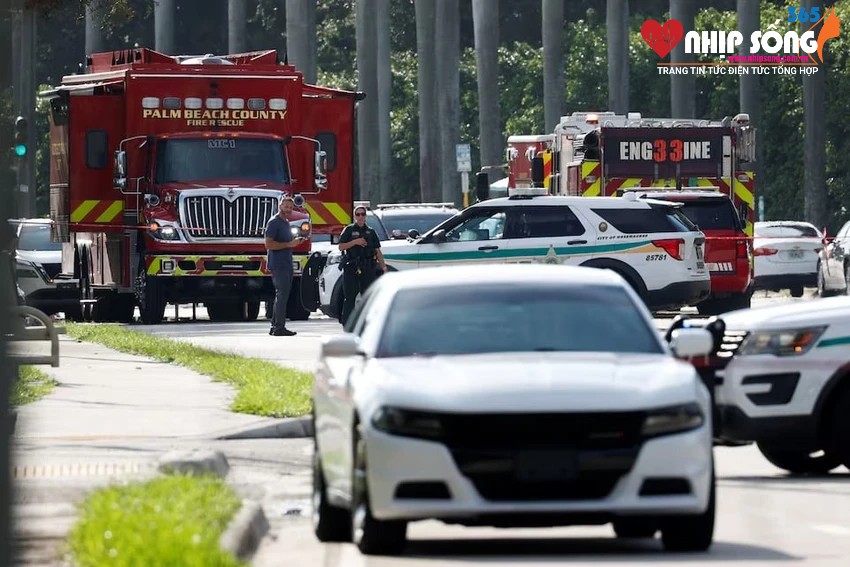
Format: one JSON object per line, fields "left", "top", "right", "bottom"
{"left": 125, "top": 289, "right": 850, "bottom": 566}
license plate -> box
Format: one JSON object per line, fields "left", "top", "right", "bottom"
{"left": 516, "top": 450, "right": 578, "bottom": 482}
{"left": 788, "top": 249, "right": 804, "bottom": 259}
{"left": 696, "top": 261, "right": 705, "bottom": 271}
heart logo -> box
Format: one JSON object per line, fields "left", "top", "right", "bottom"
{"left": 641, "top": 19, "right": 685, "bottom": 58}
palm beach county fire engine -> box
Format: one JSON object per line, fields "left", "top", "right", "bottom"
{"left": 505, "top": 111, "right": 757, "bottom": 312}
{"left": 40, "top": 48, "right": 357, "bottom": 324}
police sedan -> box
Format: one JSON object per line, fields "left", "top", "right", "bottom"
{"left": 311, "top": 264, "right": 716, "bottom": 555}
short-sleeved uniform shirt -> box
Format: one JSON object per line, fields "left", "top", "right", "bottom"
{"left": 339, "top": 222, "right": 381, "bottom": 266}
{"left": 265, "top": 214, "right": 294, "bottom": 272}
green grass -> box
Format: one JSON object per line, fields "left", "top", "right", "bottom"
{"left": 11, "top": 366, "right": 57, "bottom": 406}
{"left": 66, "top": 323, "right": 313, "bottom": 418}
{"left": 67, "top": 474, "right": 245, "bottom": 567}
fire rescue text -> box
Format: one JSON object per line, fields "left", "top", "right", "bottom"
{"left": 142, "top": 108, "right": 287, "bottom": 127}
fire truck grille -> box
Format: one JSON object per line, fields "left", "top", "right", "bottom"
{"left": 182, "top": 195, "right": 278, "bottom": 238}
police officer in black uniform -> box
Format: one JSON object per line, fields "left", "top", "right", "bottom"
{"left": 338, "top": 205, "right": 387, "bottom": 325}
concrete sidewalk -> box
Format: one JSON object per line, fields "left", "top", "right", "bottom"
{"left": 11, "top": 333, "right": 279, "bottom": 565}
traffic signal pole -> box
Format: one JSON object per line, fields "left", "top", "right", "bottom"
{"left": 10, "top": 0, "right": 36, "bottom": 218}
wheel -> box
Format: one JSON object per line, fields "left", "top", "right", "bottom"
{"left": 790, "top": 285, "right": 804, "bottom": 298}
{"left": 844, "top": 263, "right": 850, "bottom": 296}
{"left": 312, "top": 444, "right": 351, "bottom": 542}
{"left": 612, "top": 518, "right": 657, "bottom": 539}
{"left": 661, "top": 471, "right": 715, "bottom": 552}
{"left": 828, "top": 387, "right": 850, "bottom": 469}
{"left": 136, "top": 259, "right": 167, "bottom": 325}
{"left": 331, "top": 279, "right": 345, "bottom": 321}
{"left": 244, "top": 301, "right": 260, "bottom": 321}
{"left": 287, "top": 285, "right": 311, "bottom": 321}
{"left": 757, "top": 442, "right": 841, "bottom": 474}
{"left": 93, "top": 293, "right": 136, "bottom": 323}
{"left": 351, "top": 428, "right": 407, "bottom": 555}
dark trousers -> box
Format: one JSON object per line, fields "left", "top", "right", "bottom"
{"left": 340, "top": 264, "right": 376, "bottom": 325}
{"left": 271, "top": 268, "right": 293, "bottom": 330}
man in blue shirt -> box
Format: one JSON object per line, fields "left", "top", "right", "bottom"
{"left": 264, "top": 196, "right": 306, "bottom": 336}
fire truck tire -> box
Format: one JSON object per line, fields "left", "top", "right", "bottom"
{"left": 245, "top": 301, "right": 260, "bottom": 321}
{"left": 137, "top": 261, "right": 167, "bottom": 325}
{"left": 288, "top": 285, "right": 311, "bottom": 321}
{"left": 93, "top": 293, "right": 136, "bottom": 323}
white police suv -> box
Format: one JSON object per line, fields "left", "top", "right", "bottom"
{"left": 713, "top": 297, "right": 850, "bottom": 474}
{"left": 378, "top": 190, "right": 710, "bottom": 311}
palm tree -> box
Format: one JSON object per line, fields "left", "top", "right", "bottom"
{"left": 154, "top": 0, "right": 175, "bottom": 54}
{"left": 737, "top": 0, "right": 760, "bottom": 217}
{"left": 802, "top": 0, "right": 827, "bottom": 227}
{"left": 228, "top": 0, "right": 248, "bottom": 53}
{"left": 669, "top": 0, "right": 695, "bottom": 118}
{"left": 472, "top": 0, "right": 502, "bottom": 184}
{"left": 286, "top": 0, "right": 317, "bottom": 82}
{"left": 436, "top": 0, "right": 460, "bottom": 204}
{"left": 377, "top": 0, "right": 392, "bottom": 203}
{"left": 415, "top": 0, "right": 440, "bottom": 202}
{"left": 85, "top": 0, "right": 106, "bottom": 54}
{"left": 607, "top": 0, "right": 629, "bottom": 114}
{"left": 356, "top": 0, "right": 379, "bottom": 202}
{"left": 542, "top": 0, "right": 564, "bottom": 132}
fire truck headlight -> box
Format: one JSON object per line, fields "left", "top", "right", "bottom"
{"left": 149, "top": 221, "right": 180, "bottom": 241}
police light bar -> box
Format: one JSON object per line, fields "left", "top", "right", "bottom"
{"left": 508, "top": 187, "right": 548, "bottom": 197}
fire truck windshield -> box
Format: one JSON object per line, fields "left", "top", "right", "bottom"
{"left": 154, "top": 138, "right": 289, "bottom": 184}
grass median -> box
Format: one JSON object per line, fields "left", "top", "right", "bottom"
{"left": 67, "top": 474, "right": 244, "bottom": 567}
{"left": 66, "top": 323, "right": 312, "bottom": 418}
{"left": 12, "top": 366, "right": 57, "bottom": 406}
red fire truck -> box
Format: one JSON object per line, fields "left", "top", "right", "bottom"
{"left": 507, "top": 111, "right": 757, "bottom": 313}
{"left": 41, "top": 48, "right": 358, "bottom": 324}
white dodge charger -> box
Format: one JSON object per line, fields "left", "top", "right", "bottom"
{"left": 311, "top": 264, "right": 716, "bottom": 555}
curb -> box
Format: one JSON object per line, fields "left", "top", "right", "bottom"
{"left": 220, "top": 499, "right": 270, "bottom": 561}
{"left": 214, "top": 416, "right": 313, "bottom": 440}
{"left": 158, "top": 449, "right": 230, "bottom": 477}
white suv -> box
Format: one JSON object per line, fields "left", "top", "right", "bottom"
{"left": 378, "top": 192, "right": 710, "bottom": 311}
{"left": 711, "top": 297, "right": 850, "bottom": 474}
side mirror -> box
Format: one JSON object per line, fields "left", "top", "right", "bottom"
{"left": 407, "top": 228, "right": 421, "bottom": 240}
{"left": 114, "top": 150, "right": 127, "bottom": 190}
{"left": 321, "top": 334, "right": 363, "bottom": 358}
{"left": 739, "top": 203, "right": 748, "bottom": 228}
{"left": 431, "top": 228, "right": 447, "bottom": 243}
{"left": 475, "top": 171, "right": 490, "bottom": 202}
{"left": 315, "top": 150, "right": 327, "bottom": 189}
{"left": 669, "top": 328, "right": 714, "bottom": 358}
{"left": 531, "top": 156, "right": 544, "bottom": 187}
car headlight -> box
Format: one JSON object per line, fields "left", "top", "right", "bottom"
{"left": 371, "top": 407, "right": 444, "bottom": 440}
{"left": 642, "top": 403, "right": 704, "bottom": 438}
{"left": 148, "top": 221, "right": 180, "bottom": 241}
{"left": 738, "top": 326, "right": 826, "bottom": 357}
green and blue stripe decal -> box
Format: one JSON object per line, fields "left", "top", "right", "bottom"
{"left": 382, "top": 240, "right": 653, "bottom": 263}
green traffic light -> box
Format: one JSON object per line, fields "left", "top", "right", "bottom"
{"left": 14, "top": 144, "right": 27, "bottom": 157}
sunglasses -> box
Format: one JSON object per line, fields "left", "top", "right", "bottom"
{"left": 354, "top": 212, "right": 366, "bottom": 217}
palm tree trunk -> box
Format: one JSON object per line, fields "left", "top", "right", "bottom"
{"left": 286, "top": 0, "right": 317, "bottom": 83}
{"left": 228, "top": 0, "right": 248, "bottom": 53}
{"left": 436, "top": 0, "right": 460, "bottom": 205}
{"left": 669, "top": 0, "right": 695, "bottom": 118}
{"left": 542, "top": 0, "right": 564, "bottom": 132}
{"left": 154, "top": 0, "right": 176, "bottom": 54}
{"left": 415, "top": 0, "right": 440, "bottom": 202}
{"left": 607, "top": 0, "right": 629, "bottom": 113}
{"left": 85, "top": 0, "right": 106, "bottom": 54}
{"left": 377, "top": 0, "right": 392, "bottom": 204}
{"left": 356, "top": 0, "right": 379, "bottom": 202}
{"left": 802, "top": 0, "right": 827, "bottom": 227}
{"left": 472, "top": 0, "right": 501, "bottom": 185}
{"left": 737, "top": 0, "right": 760, "bottom": 219}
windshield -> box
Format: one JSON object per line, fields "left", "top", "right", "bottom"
{"left": 381, "top": 212, "right": 455, "bottom": 235}
{"left": 17, "top": 223, "right": 62, "bottom": 251}
{"left": 679, "top": 200, "right": 740, "bottom": 231}
{"left": 755, "top": 224, "right": 820, "bottom": 238}
{"left": 155, "top": 138, "right": 289, "bottom": 184}
{"left": 377, "top": 284, "right": 663, "bottom": 357}
{"left": 367, "top": 211, "right": 389, "bottom": 240}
